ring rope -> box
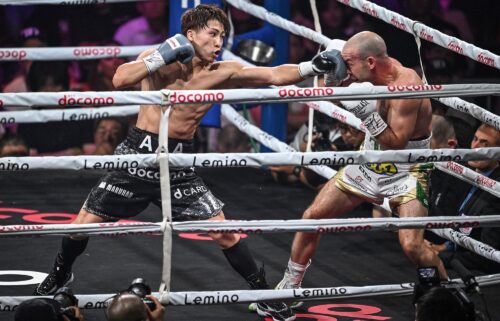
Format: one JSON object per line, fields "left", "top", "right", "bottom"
{"left": 2, "top": 215, "right": 500, "bottom": 237}
{"left": 0, "top": 105, "right": 139, "bottom": 123}
{"left": 0, "top": 45, "right": 150, "bottom": 61}
{"left": 1, "top": 84, "right": 498, "bottom": 108}
{"left": 2, "top": 273, "right": 500, "bottom": 308}
{"left": 1, "top": 147, "right": 499, "bottom": 170}
{"left": 432, "top": 228, "right": 500, "bottom": 264}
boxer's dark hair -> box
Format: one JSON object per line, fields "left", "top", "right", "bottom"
{"left": 181, "top": 4, "right": 230, "bottom": 36}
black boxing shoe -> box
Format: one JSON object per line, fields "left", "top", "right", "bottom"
{"left": 33, "top": 265, "right": 73, "bottom": 296}
{"left": 246, "top": 267, "right": 296, "bottom": 321}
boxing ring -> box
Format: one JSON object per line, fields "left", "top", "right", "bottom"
{"left": 0, "top": 0, "right": 500, "bottom": 320}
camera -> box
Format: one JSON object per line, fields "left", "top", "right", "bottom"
{"left": 128, "top": 278, "right": 156, "bottom": 311}
{"left": 312, "top": 122, "right": 333, "bottom": 152}
{"left": 53, "top": 287, "right": 79, "bottom": 320}
{"left": 414, "top": 267, "right": 487, "bottom": 321}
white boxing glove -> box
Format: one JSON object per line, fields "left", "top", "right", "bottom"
{"left": 324, "top": 39, "right": 348, "bottom": 86}
{"left": 341, "top": 82, "right": 388, "bottom": 136}
{"left": 340, "top": 82, "right": 377, "bottom": 120}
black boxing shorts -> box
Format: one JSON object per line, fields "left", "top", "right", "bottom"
{"left": 82, "top": 127, "right": 224, "bottom": 221}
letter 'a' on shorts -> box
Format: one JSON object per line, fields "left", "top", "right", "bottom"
{"left": 82, "top": 127, "right": 224, "bottom": 221}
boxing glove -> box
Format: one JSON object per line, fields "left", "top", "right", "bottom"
{"left": 341, "top": 82, "right": 387, "bottom": 136}
{"left": 340, "top": 82, "right": 377, "bottom": 120}
{"left": 298, "top": 48, "right": 347, "bottom": 80}
{"left": 143, "top": 34, "right": 195, "bottom": 74}
{"left": 324, "top": 39, "right": 348, "bottom": 86}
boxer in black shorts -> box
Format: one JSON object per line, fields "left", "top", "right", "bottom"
{"left": 33, "top": 5, "right": 343, "bottom": 320}
{"left": 83, "top": 127, "right": 223, "bottom": 221}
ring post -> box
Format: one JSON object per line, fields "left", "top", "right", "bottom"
{"left": 260, "top": 0, "right": 289, "bottom": 152}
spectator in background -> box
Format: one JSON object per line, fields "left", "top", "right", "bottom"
{"left": 67, "top": 4, "right": 135, "bottom": 45}
{"left": 84, "top": 118, "right": 129, "bottom": 155}
{"left": 114, "top": 0, "right": 168, "bottom": 46}
{"left": 427, "top": 123, "right": 500, "bottom": 273}
{"left": 16, "top": 61, "right": 93, "bottom": 156}
{"left": 0, "top": 135, "right": 29, "bottom": 157}
{"left": 3, "top": 26, "right": 46, "bottom": 93}
{"left": 318, "top": 0, "right": 348, "bottom": 40}
{"left": 80, "top": 42, "right": 127, "bottom": 92}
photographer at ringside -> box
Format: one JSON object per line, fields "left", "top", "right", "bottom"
{"left": 15, "top": 287, "right": 83, "bottom": 321}
{"left": 105, "top": 278, "right": 165, "bottom": 321}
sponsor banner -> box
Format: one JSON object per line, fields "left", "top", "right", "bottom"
{"left": 0, "top": 45, "right": 150, "bottom": 61}
{"left": 2, "top": 216, "right": 500, "bottom": 237}
{"left": 432, "top": 228, "right": 500, "bottom": 264}
{"left": 436, "top": 162, "right": 500, "bottom": 198}
{"left": 0, "top": 148, "right": 499, "bottom": 171}
{"left": 0, "top": 106, "right": 139, "bottom": 124}
{"left": 1, "top": 84, "right": 499, "bottom": 108}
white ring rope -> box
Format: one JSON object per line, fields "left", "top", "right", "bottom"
{"left": 0, "top": 84, "right": 498, "bottom": 108}
{"left": 432, "top": 228, "right": 500, "bottom": 264}
{"left": 2, "top": 273, "right": 500, "bottom": 308}
{"left": 0, "top": 45, "right": 151, "bottom": 61}
{"left": 435, "top": 162, "right": 500, "bottom": 199}
{"left": 224, "top": 1, "right": 500, "bottom": 130}
{"left": 2, "top": 215, "right": 500, "bottom": 237}
{"left": 1, "top": 147, "right": 499, "bottom": 170}
{"left": 0, "top": 105, "right": 139, "bottom": 123}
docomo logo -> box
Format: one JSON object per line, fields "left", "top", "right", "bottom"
{"left": 73, "top": 47, "right": 122, "bottom": 58}
{"left": 425, "top": 221, "right": 480, "bottom": 229}
{"left": 361, "top": 3, "right": 378, "bottom": 17}
{"left": 447, "top": 41, "right": 464, "bottom": 54}
{"left": 445, "top": 161, "right": 464, "bottom": 174}
{"left": 169, "top": 91, "right": 224, "bottom": 104}
{"left": 390, "top": 16, "right": 407, "bottom": 31}
{"left": 0, "top": 49, "right": 27, "bottom": 61}
{"left": 331, "top": 111, "right": 347, "bottom": 123}
{"left": 58, "top": 94, "right": 115, "bottom": 107}
{"left": 278, "top": 87, "right": 334, "bottom": 98}
{"left": 476, "top": 175, "right": 497, "bottom": 188}
{"left": 477, "top": 52, "right": 496, "bottom": 67}
{"left": 387, "top": 84, "right": 442, "bottom": 92}
{"left": 419, "top": 29, "right": 434, "bottom": 42}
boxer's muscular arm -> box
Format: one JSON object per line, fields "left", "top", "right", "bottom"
{"left": 229, "top": 64, "right": 304, "bottom": 87}
{"left": 113, "top": 49, "right": 157, "bottom": 89}
{"left": 375, "top": 98, "right": 420, "bottom": 150}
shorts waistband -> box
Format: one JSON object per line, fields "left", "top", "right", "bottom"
{"left": 126, "top": 127, "right": 194, "bottom": 153}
